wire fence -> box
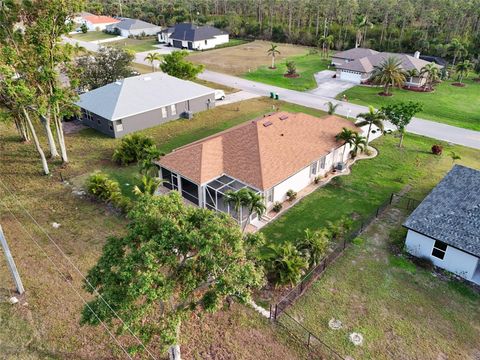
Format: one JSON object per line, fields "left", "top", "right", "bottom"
{"left": 269, "top": 192, "right": 420, "bottom": 359}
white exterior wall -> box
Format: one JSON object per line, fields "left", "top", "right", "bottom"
{"left": 405, "top": 230, "right": 480, "bottom": 284}
{"left": 192, "top": 34, "right": 229, "bottom": 50}
{"left": 84, "top": 21, "right": 118, "bottom": 31}
{"left": 272, "top": 166, "right": 311, "bottom": 203}
{"left": 120, "top": 27, "right": 162, "bottom": 37}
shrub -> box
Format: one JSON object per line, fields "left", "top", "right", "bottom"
{"left": 314, "top": 176, "right": 321, "bottom": 184}
{"left": 286, "top": 60, "right": 297, "bottom": 75}
{"left": 286, "top": 189, "right": 297, "bottom": 202}
{"left": 297, "top": 228, "right": 331, "bottom": 267}
{"left": 80, "top": 23, "right": 88, "bottom": 34}
{"left": 261, "top": 242, "right": 308, "bottom": 285}
{"left": 272, "top": 202, "right": 282, "bottom": 212}
{"left": 85, "top": 172, "right": 131, "bottom": 213}
{"left": 431, "top": 144, "right": 443, "bottom": 155}
{"left": 112, "top": 134, "right": 157, "bottom": 165}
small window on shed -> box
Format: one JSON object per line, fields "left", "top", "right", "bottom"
{"left": 171, "top": 104, "right": 177, "bottom": 116}
{"left": 431, "top": 240, "right": 447, "bottom": 260}
{"left": 116, "top": 120, "right": 123, "bottom": 132}
{"left": 161, "top": 107, "right": 167, "bottom": 118}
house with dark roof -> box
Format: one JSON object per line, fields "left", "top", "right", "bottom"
{"left": 332, "top": 47, "right": 441, "bottom": 86}
{"left": 157, "top": 112, "right": 359, "bottom": 228}
{"left": 76, "top": 72, "right": 215, "bottom": 138}
{"left": 403, "top": 165, "right": 480, "bottom": 285}
{"left": 158, "top": 23, "right": 229, "bottom": 50}
{"left": 105, "top": 18, "right": 161, "bottom": 37}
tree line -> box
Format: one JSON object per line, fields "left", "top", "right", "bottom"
{"left": 86, "top": 0, "right": 480, "bottom": 59}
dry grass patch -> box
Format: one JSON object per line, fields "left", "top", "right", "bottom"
{"left": 187, "top": 40, "right": 310, "bottom": 75}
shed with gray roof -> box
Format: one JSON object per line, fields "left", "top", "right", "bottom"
{"left": 76, "top": 72, "right": 215, "bottom": 138}
{"left": 403, "top": 165, "right": 480, "bottom": 285}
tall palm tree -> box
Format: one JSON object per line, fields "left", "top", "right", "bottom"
{"left": 225, "top": 188, "right": 265, "bottom": 231}
{"left": 354, "top": 15, "right": 373, "bottom": 48}
{"left": 370, "top": 56, "right": 406, "bottom": 95}
{"left": 349, "top": 133, "right": 367, "bottom": 158}
{"left": 318, "top": 34, "right": 334, "bottom": 58}
{"left": 420, "top": 63, "right": 440, "bottom": 90}
{"left": 335, "top": 127, "right": 356, "bottom": 160}
{"left": 356, "top": 105, "right": 385, "bottom": 144}
{"left": 448, "top": 38, "right": 467, "bottom": 66}
{"left": 455, "top": 60, "right": 472, "bottom": 83}
{"left": 325, "top": 101, "right": 340, "bottom": 115}
{"left": 267, "top": 43, "right": 280, "bottom": 69}
{"left": 144, "top": 52, "right": 162, "bottom": 72}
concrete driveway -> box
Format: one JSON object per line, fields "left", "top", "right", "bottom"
{"left": 310, "top": 70, "right": 356, "bottom": 98}
{"left": 216, "top": 91, "right": 261, "bottom": 106}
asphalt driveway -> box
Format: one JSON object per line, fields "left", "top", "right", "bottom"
{"left": 310, "top": 70, "right": 356, "bottom": 98}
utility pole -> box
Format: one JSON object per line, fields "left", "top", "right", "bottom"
{"left": 0, "top": 225, "right": 25, "bottom": 295}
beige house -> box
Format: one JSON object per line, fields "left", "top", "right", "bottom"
{"left": 157, "top": 112, "right": 358, "bottom": 227}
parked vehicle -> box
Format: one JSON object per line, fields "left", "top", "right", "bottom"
{"left": 215, "top": 90, "right": 226, "bottom": 100}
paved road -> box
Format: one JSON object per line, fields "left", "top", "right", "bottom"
{"left": 198, "top": 70, "right": 480, "bottom": 149}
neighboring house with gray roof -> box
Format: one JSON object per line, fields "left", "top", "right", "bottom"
{"left": 403, "top": 165, "right": 480, "bottom": 285}
{"left": 158, "top": 23, "right": 229, "bottom": 50}
{"left": 105, "top": 18, "right": 162, "bottom": 37}
{"left": 76, "top": 72, "right": 215, "bottom": 138}
{"left": 333, "top": 47, "right": 441, "bottom": 86}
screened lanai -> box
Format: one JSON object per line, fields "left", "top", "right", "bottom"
{"left": 205, "top": 174, "right": 261, "bottom": 227}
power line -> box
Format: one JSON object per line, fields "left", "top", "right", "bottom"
{"left": 0, "top": 198, "right": 134, "bottom": 360}
{"left": 0, "top": 178, "right": 158, "bottom": 360}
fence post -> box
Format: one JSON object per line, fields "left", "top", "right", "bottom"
{"left": 274, "top": 304, "right": 278, "bottom": 320}
{"left": 376, "top": 206, "right": 379, "bottom": 217}
{"left": 390, "top": 193, "right": 394, "bottom": 204}
{"left": 307, "top": 332, "right": 311, "bottom": 348}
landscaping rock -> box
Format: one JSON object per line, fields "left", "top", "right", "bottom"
{"left": 9, "top": 296, "right": 19, "bottom": 305}
{"left": 51, "top": 222, "right": 61, "bottom": 229}
{"left": 349, "top": 332, "right": 364, "bottom": 346}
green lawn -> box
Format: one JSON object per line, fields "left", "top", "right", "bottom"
{"left": 261, "top": 133, "right": 480, "bottom": 246}
{"left": 243, "top": 54, "right": 331, "bottom": 91}
{"left": 337, "top": 78, "right": 480, "bottom": 131}
{"left": 284, "top": 206, "right": 480, "bottom": 359}
{"left": 107, "top": 38, "right": 159, "bottom": 52}
{"left": 70, "top": 31, "right": 117, "bottom": 42}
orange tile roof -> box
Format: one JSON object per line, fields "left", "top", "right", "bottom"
{"left": 159, "top": 112, "right": 359, "bottom": 190}
{"left": 83, "top": 15, "right": 120, "bottom": 24}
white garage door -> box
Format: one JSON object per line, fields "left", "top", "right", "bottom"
{"left": 340, "top": 71, "right": 362, "bottom": 84}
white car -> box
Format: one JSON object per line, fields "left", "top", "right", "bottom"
{"left": 215, "top": 90, "right": 226, "bottom": 101}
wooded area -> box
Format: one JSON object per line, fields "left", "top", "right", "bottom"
{"left": 86, "top": 0, "right": 480, "bottom": 57}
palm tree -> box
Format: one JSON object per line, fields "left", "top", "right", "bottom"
{"left": 335, "top": 127, "right": 355, "bottom": 160}
{"left": 267, "top": 43, "right": 280, "bottom": 69}
{"left": 354, "top": 15, "right": 373, "bottom": 48}
{"left": 420, "top": 63, "right": 440, "bottom": 90}
{"left": 349, "top": 133, "right": 367, "bottom": 158}
{"left": 224, "top": 188, "right": 265, "bottom": 231}
{"left": 448, "top": 38, "right": 467, "bottom": 66}
{"left": 370, "top": 56, "right": 406, "bottom": 95}
{"left": 144, "top": 52, "right": 162, "bottom": 72}
{"left": 325, "top": 101, "right": 340, "bottom": 115}
{"left": 261, "top": 242, "right": 308, "bottom": 285}
{"left": 455, "top": 60, "right": 472, "bottom": 83}
{"left": 356, "top": 105, "right": 385, "bottom": 144}
{"left": 405, "top": 69, "right": 419, "bottom": 86}
{"left": 450, "top": 151, "right": 461, "bottom": 164}
{"left": 318, "top": 34, "right": 334, "bottom": 58}
{"left": 133, "top": 175, "right": 162, "bottom": 196}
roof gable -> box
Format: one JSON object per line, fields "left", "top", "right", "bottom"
{"left": 112, "top": 18, "right": 160, "bottom": 30}
{"left": 404, "top": 165, "right": 480, "bottom": 257}
{"left": 169, "top": 23, "right": 225, "bottom": 41}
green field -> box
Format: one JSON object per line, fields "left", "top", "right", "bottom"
{"left": 337, "top": 78, "right": 480, "bottom": 131}
{"left": 108, "top": 37, "right": 159, "bottom": 52}
{"left": 209, "top": 38, "right": 251, "bottom": 50}
{"left": 70, "top": 31, "right": 117, "bottom": 42}
{"left": 243, "top": 54, "right": 331, "bottom": 91}
{"left": 261, "top": 133, "right": 480, "bottom": 246}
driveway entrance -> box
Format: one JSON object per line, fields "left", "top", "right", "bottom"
{"left": 310, "top": 70, "right": 356, "bottom": 98}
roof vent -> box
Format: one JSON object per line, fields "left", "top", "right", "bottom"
{"left": 263, "top": 121, "right": 273, "bottom": 127}
{"left": 279, "top": 115, "right": 289, "bottom": 120}
{"left": 144, "top": 76, "right": 151, "bottom": 81}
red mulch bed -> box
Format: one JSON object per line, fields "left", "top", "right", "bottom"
{"left": 402, "top": 86, "right": 434, "bottom": 93}
{"left": 474, "top": 78, "right": 480, "bottom": 83}
{"left": 268, "top": 66, "right": 277, "bottom": 70}
{"left": 283, "top": 73, "right": 300, "bottom": 78}
{"left": 378, "top": 92, "right": 393, "bottom": 96}
{"left": 451, "top": 82, "right": 466, "bottom": 87}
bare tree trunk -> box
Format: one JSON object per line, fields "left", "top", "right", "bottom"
{"left": 40, "top": 113, "right": 59, "bottom": 158}
{"left": 22, "top": 108, "right": 49, "bottom": 175}
{"left": 54, "top": 104, "right": 68, "bottom": 163}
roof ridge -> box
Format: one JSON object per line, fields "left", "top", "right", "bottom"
{"left": 253, "top": 121, "right": 265, "bottom": 190}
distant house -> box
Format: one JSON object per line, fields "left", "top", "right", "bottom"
{"left": 403, "top": 165, "right": 480, "bottom": 285}
{"left": 158, "top": 23, "right": 229, "bottom": 50}
{"left": 332, "top": 48, "right": 441, "bottom": 86}
{"left": 105, "top": 18, "right": 162, "bottom": 37}
{"left": 79, "top": 14, "right": 120, "bottom": 31}
{"left": 157, "top": 112, "right": 358, "bottom": 227}
{"left": 76, "top": 72, "right": 215, "bottom": 138}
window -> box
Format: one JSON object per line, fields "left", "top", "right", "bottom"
{"left": 266, "top": 188, "right": 274, "bottom": 203}
{"left": 170, "top": 104, "right": 176, "bottom": 116}
{"left": 319, "top": 156, "right": 326, "bottom": 169}
{"left": 161, "top": 107, "right": 167, "bottom": 118}
{"left": 310, "top": 161, "right": 318, "bottom": 176}
{"left": 84, "top": 110, "right": 93, "bottom": 122}
{"left": 97, "top": 118, "right": 101, "bottom": 124}
{"left": 204, "top": 40, "right": 208, "bottom": 45}
{"left": 432, "top": 240, "right": 447, "bottom": 260}
{"left": 116, "top": 120, "right": 123, "bottom": 132}
{"left": 109, "top": 124, "right": 113, "bottom": 131}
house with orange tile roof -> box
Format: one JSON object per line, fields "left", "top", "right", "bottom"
{"left": 78, "top": 14, "right": 120, "bottom": 31}
{"left": 157, "top": 112, "right": 359, "bottom": 228}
